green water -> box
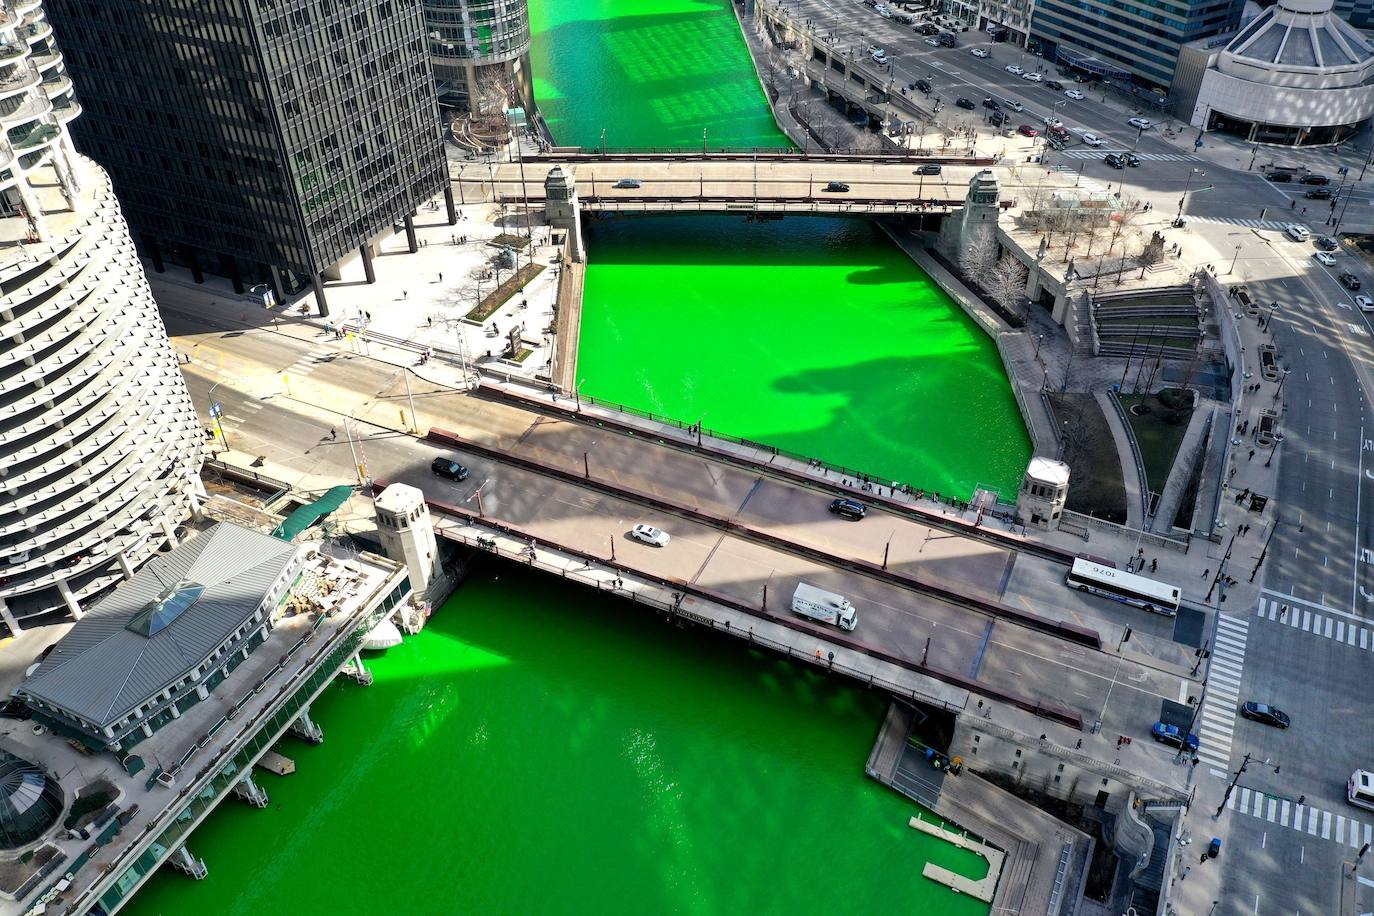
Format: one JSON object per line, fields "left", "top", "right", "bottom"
{"left": 580, "top": 215, "right": 1032, "bottom": 497}
{"left": 123, "top": 566, "right": 989, "bottom": 916}
{"left": 528, "top": 0, "right": 789, "bottom": 149}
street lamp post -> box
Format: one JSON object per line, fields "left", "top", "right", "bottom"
{"left": 1214, "top": 752, "right": 1252, "bottom": 817}
{"left": 1176, "top": 168, "right": 1204, "bottom": 225}
{"left": 1229, "top": 242, "right": 1242, "bottom": 276}
{"left": 1273, "top": 367, "right": 1290, "bottom": 401}
{"left": 1264, "top": 300, "right": 1279, "bottom": 330}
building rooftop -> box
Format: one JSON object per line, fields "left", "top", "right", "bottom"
{"left": 15, "top": 524, "right": 298, "bottom": 729}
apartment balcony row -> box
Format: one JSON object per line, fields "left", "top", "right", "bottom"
{"left": 20, "top": 18, "right": 50, "bottom": 46}
{"left": 0, "top": 270, "right": 126, "bottom": 367}
{"left": 0, "top": 61, "right": 39, "bottom": 100}
{"left": 6, "top": 118, "right": 57, "bottom": 151}
{"left": 0, "top": 241, "right": 115, "bottom": 338}
{"left": 0, "top": 42, "right": 25, "bottom": 64}
{"left": 27, "top": 47, "right": 59, "bottom": 72}
{"left": 0, "top": 88, "right": 50, "bottom": 126}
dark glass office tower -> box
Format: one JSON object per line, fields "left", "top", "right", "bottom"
{"left": 43, "top": 0, "right": 454, "bottom": 314}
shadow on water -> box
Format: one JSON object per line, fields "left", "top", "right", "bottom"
{"left": 121, "top": 564, "right": 990, "bottom": 916}
{"left": 529, "top": 0, "right": 790, "bottom": 149}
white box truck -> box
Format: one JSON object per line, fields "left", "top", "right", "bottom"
{"left": 791, "top": 583, "right": 857, "bottom": 631}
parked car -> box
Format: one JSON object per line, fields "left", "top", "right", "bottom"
{"left": 956, "top": 97, "right": 976, "bottom": 109}
{"left": 1021, "top": 71, "right": 1043, "bottom": 81}
{"left": 970, "top": 47, "right": 989, "bottom": 58}
{"left": 1064, "top": 89, "right": 1085, "bottom": 100}
{"left": 915, "top": 78, "right": 932, "bottom": 93}
{"left": 613, "top": 178, "right": 641, "bottom": 189}
{"left": 1314, "top": 251, "right": 1337, "bottom": 267}
{"left": 1299, "top": 173, "right": 1330, "bottom": 185}
{"left": 1315, "top": 235, "right": 1339, "bottom": 251}
{"left": 629, "top": 524, "right": 671, "bottom": 547}
{"left": 431, "top": 457, "right": 470, "bottom": 481}
{"left": 1046, "top": 79, "right": 1065, "bottom": 90}
{"left": 0, "top": 701, "right": 31, "bottom": 722}
{"left": 1017, "top": 124, "right": 1039, "bottom": 137}
{"left": 1265, "top": 171, "right": 1293, "bottom": 183}
{"left": 1240, "top": 702, "right": 1291, "bottom": 728}
{"left": 1003, "top": 99, "right": 1024, "bottom": 111}
{"left": 1151, "top": 722, "right": 1200, "bottom": 751}
{"left": 1340, "top": 272, "right": 1362, "bottom": 290}
{"left": 1128, "top": 116, "right": 1153, "bottom": 130}
{"left": 1104, "top": 152, "right": 1126, "bottom": 169}
{"left": 829, "top": 498, "right": 867, "bottom": 520}
{"left": 915, "top": 164, "right": 942, "bottom": 175}
{"left": 1005, "top": 64, "right": 1025, "bottom": 75}
{"left": 916, "top": 22, "right": 940, "bottom": 35}
{"left": 1082, "top": 132, "right": 1104, "bottom": 146}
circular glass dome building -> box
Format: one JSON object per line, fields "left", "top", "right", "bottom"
{"left": 0, "top": 751, "right": 63, "bottom": 849}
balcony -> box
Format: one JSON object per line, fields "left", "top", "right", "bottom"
{"left": 0, "top": 65, "right": 41, "bottom": 101}
{"left": 51, "top": 97, "right": 78, "bottom": 122}
{"left": 0, "top": 91, "right": 51, "bottom": 127}
{"left": 0, "top": 43, "right": 24, "bottom": 63}
{"left": 39, "top": 73, "right": 70, "bottom": 99}
{"left": 28, "top": 49, "right": 60, "bottom": 72}
{"left": 22, "top": 20, "right": 51, "bottom": 45}
{"left": 8, "top": 120, "right": 57, "bottom": 150}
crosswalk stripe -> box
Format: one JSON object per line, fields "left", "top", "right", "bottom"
{"left": 1302, "top": 610, "right": 1312, "bottom": 630}
{"left": 1323, "top": 811, "right": 1332, "bottom": 839}
{"left": 1267, "top": 797, "right": 1278, "bottom": 821}
{"left": 1362, "top": 630, "right": 1369, "bottom": 650}
{"left": 1217, "top": 616, "right": 1250, "bottom": 633}
{"left": 1281, "top": 800, "right": 1291, "bottom": 827}
{"left": 1253, "top": 792, "right": 1265, "bottom": 817}
{"left": 1336, "top": 621, "right": 1346, "bottom": 642}
{"left": 1326, "top": 618, "right": 1335, "bottom": 639}
{"left": 1309, "top": 807, "right": 1319, "bottom": 835}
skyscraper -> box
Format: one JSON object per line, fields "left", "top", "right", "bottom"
{"left": 425, "top": 0, "right": 533, "bottom": 113}
{"left": 44, "top": 0, "right": 455, "bottom": 314}
{"left": 1, "top": 0, "right": 205, "bottom": 632}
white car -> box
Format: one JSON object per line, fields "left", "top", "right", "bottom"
{"left": 630, "top": 524, "right": 671, "bottom": 547}
{"left": 872, "top": 51, "right": 888, "bottom": 64}
{"left": 924, "top": 37, "right": 941, "bottom": 46}
{"left": 1064, "top": 89, "right": 1085, "bottom": 100}
{"left": 1021, "top": 71, "right": 1043, "bottom": 82}
{"left": 970, "top": 47, "right": 989, "bottom": 58}
{"left": 1003, "top": 99, "right": 1024, "bottom": 111}
{"left": 1128, "top": 116, "right": 1153, "bottom": 130}
{"left": 1005, "top": 64, "right": 1024, "bottom": 75}
{"left": 1081, "top": 132, "right": 1104, "bottom": 146}
{"left": 1043, "top": 116, "right": 1062, "bottom": 128}
{"left": 1314, "top": 251, "right": 1337, "bottom": 266}
{"left": 1358, "top": 294, "right": 1374, "bottom": 312}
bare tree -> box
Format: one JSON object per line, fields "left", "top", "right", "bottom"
{"left": 1107, "top": 206, "right": 1138, "bottom": 254}
{"left": 472, "top": 68, "right": 515, "bottom": 121}
{"left": 960, "top": 230, "right": 998, "bottom": 279}
{"left": 985, "top": 254, "right": 1029, "bottom": 316}
{"left": 1135, "top": 231, "right": 1167, "bottom": 278}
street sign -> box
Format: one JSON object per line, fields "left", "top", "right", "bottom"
{"left": 209, "top": 401, "right": 223, "bottom": 419}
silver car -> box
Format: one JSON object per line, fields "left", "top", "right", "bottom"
{"left": 630, "top": 524, "right": 671, "bottom": 547}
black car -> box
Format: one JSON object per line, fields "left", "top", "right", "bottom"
{"left": 915, "top": 78, "right": 932, "bottom": 93}
{"left": 1045, "top": 79, "right": 1064, "bottom": 91}
{"left": 989, "top": 111, "right": 1006, "bottom": 126}
{"left": 1266, "top": 172, "right": 1293, "bottom": 183}
{"left": 431, "top": 457, "right": 470, "bottom": 481}
{"left": 613, "top": 178, "right": 641, "bottom": 189}
{"left": 1305, "top": 188, "right": 1332, "bottom": 200}
{"left": 1299, "top": 173, "right": 1330, "bottom": 185}
{"left": 915, "top": 164, "right": 942, "bottom": 175}
{"left": 1341, "top": 272, "right": 1361, "bottom": 290}
{"left": 982, "top": 97, "right": 1000, "bottom": 109}
{"left": 936, "top": 32, "right": 956, "bottom": 47}
{"left": 823, "top": 181, "right": 850, "bottom": 192}
{"left": 1104, "top": 153, "right": 1126, "bottom": 169}
{"left": 1124, "top": 153, "right": 1141, "bottom": 167}
{"left": 829, "top": 498, "right": 867, "bottom": 520}
{"left": 956, "top": 97, "right": 976, "bottom": 109}
{"left": 1315, "top": 235, "right": 1339, "bottom": 251}
{"left": 0, "top": 700, "right": 30, "bottom": 721}
{"left": 1240, "top": 702, "right": 1291, "bottom": 728}
{"left": 917, "top": 22, "right": 940, "bottom": 35}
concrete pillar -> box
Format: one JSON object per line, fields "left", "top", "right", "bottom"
{"left": 168, "top": 703, "right": 180, "bottom": 719}
{"left": 144, "top": 235, "right": 165, "bottom": 273}
{"left": 359, "top": 244, "right": 376, "bottom": 285}
{"left": 403, "top": 213, "right": 418, "bottom": 253}
{"left": 185, "top": 247, "right": 204, "bottom": 284}
{"left": 289, "top": 706, "right": 324, "bottom": 744}
{"left": 117, "top": 550, "right": 135, "bottom": 581}
{"left": 56, "top": 579, "right": 83, "bottom": 620}
{"left": 232, "top": 772, "right": 270, "bottom": 808}
{"left": 444, "top": 185, "right": 458, "bottom": 225}
{"left": 0, "top": 598, "right": 22, "bottom": 636}
{"left": 170, "top": 844, "right": 208, "bottom": 880}
{"left": 311, "top": 273, "right": 330, "bottom": 318}
{"left": 140, "top": 722, "right": 154, "bottom": 738}
{"left": 195, "top": 683, "right": 209, "bottom": 700}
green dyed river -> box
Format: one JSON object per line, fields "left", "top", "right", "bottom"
{"left": 124, "top": 566, "right": 989, "bottom": 915}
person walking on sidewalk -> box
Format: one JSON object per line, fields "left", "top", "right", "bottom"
{"left": 328, "top": 428, "right": 337, "bottom": 441}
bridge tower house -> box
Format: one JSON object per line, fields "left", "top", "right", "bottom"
{"left": 374, "top": 483, "right": 440, "bottom": 593}
{"left": 937, "top": 169, "right": 1002, "bottom": 263}
{"left": 544, "top": 165, "right": 584, "bottom": 263}
{"left": 1016, "top": 457, "right": 1070, "bottom": 531}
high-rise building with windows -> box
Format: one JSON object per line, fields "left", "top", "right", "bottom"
{"left": 43, "top": 0, "right": 454, "bottom": 314}
{"left": 425, "top": 0, "right": 533, "bottom": 113}
{"left": 1, "top": 0, "right": 204, "bottom": 633}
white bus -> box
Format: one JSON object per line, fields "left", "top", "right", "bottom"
{"left": 1065, "top": 559, "right": 1181, "bottom": 616}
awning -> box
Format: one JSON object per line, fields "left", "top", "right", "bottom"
{"left": 271, "top": 485, "right": 353, "bottom": 541}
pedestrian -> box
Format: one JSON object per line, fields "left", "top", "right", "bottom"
{"left": 365, "top": 310, "right": 372, "bottom": 322}
{"left": 1201, "top": 853, "right": 1208, "bottom": 864}
{"left": 1302, "top": 207, "right": 1307, "bottom": 215}
{"left": 1201, "top": 568, "right": 1210, "bottom": 578}
{"left": 1291, "top": 200, "right": 1296, "bottom": 210}
{"left": 1279, "top": 604, "right": 1288, "bottom": 618}
{"left": 1150, "top": 558, "right": 1157, "bottom": 573}
{"left": 427, "top": 316, "right": 433, "bottom": 327}
{"left": 1248, "top": 448, "right": 1256, "bottom": 461}
{"left": 328, "top": 428, "right": 337, "bottom": 441}
{"left": 1181, "top": 866, "right": 1190, "bottom": 880}
{"left": 438, "top": 272, "right": 443, "bottom": 283}
{"left": 402, "top": 289, "right": 408, "bottom": 300}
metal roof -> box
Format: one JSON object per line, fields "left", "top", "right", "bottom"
{"left": 15, "top": 523, "right": 299, "bottom": 728}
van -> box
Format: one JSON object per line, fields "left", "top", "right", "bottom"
{"left": 1285, "top": 224, "right": 1310, "bottom": 242}
{"left": 1349, "top": 770, "right": 1374, "bottom": 812}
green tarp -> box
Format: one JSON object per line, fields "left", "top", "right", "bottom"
{"left": 272, "top": 485, "right": 353, "bottom": 541}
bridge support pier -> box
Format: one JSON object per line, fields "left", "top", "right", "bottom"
{"left": 232, "top": 772, "right": 270, "bottom": 808}
{"left": 169, "top": 844, "right": 208, "bottom": 880}
{"left": 343, "top": 651, "right": 373, "bottom": 686}
{"left": 289, "top": 705, "right": 324, "bottom": 744}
